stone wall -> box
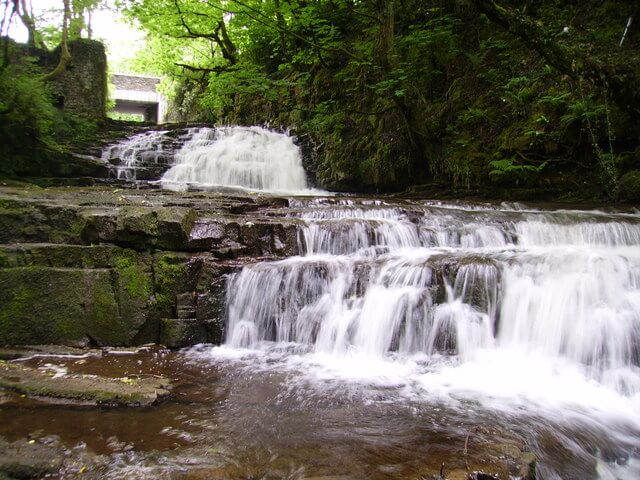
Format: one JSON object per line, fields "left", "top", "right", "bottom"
{"left": 44, "top": 39, "right": 107, "bottom": 118}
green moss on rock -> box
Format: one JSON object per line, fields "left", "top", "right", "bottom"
{"left": 115, "top": 255, "right": 152, "bottom": 299}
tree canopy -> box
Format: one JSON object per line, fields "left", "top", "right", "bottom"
{"left": 117, "top": 0, "right": 639, "bottom": 195}
{"left": 1, "top": 0, "right": 639, "bottom": 199}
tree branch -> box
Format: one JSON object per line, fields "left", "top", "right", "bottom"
{"left": 173, "top": 0, "right": 215, "bottom": 39}
{"left": 174, "top": 62, "right": 234, "bottom": 74}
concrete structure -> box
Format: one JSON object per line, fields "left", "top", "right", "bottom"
{"left": 111, "top": 73, "right": 167, "bottom": 123}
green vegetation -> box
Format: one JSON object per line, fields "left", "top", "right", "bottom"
{"left": 0, "top": 1, "right": 103, "bottom": 176}
{"left": 115, "top": 256, "right": 152, "bottom": 299}
{"left": 1, "top": 0, "right": 639, "bottom": 200}
{"left": 118, "top": 0, "right": 639, "bottom": 198}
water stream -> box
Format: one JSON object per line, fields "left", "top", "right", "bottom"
{"left": 211, "top": 198, "right": 640, "bottom": 479}
{"left": 70, "top": 127, "right": 640, "bottom": 477}
{"left": 161, "top": 126, "right": 310, "bottom": 193}
{"left": 102, "top": 126, "right": 309, "bottom": 192}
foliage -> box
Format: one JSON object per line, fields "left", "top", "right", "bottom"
{"left": 489, "top": 157, "right": 547, "bottom": 183}
{"left": 0, "top": 61, "right": 59, "bottom": 152}
{"left": 0, "top": 38, "right": 100, "bottom": 173}
{"left": 6, "top": 0, "right": 639, "bottom": 199}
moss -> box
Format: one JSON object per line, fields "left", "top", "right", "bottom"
{"left": 0, "top": 263, "right": 152, "bottom": 347}
{"left": 0, "top": 267, "right": 87, "bottom": 345}
{"left": 0, "top": 287, "right": 33, "bottom": 341}
{"left": 84, "top": 273, "right": 121, "bottom": 345}
{"left": 153, "top": 253, "right": 189, "bottom": 315}
{"left": 0, "top": 361, "right": 170, "bottom": 406}
{"left": 160, "top": 318, "right": 207, "bottom": 349}
{"left": 115, "top": 256, "right": 152, "bottom": 299}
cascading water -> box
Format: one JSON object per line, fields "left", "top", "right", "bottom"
{"left": 214, "top": 199, "right": 640, "bottom": 478}
{"left": 102, "top": 126, "right": 312, "bottom": 193}
{"left": 102, "top": 130, "right": 174, "bottom": 180}
{"left": 161, "top": 126, "right": 309, "bottom": 192}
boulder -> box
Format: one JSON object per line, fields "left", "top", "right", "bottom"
{"left": 116, "top": 206, "right": 196, "bottom": 250}
{"left": 0, "top": 254, "right": 152, "bottom": 346}
{"left": 160, "top": 318, "right": 207, "bottom": 348}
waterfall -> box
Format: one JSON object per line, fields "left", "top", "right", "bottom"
{"left": 224, "top": 201, "right": 640, "bottom": 409}
{"left": 102, "top": 130, "right": 173, "bottom": 180}
{"left": 161, "top": 126, "right": 309, "bottom": 192}
{"left": 102, "top": 126, "right": 311, "bottom": 193}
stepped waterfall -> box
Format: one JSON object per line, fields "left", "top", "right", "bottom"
{"left": 100, "top": 125, "right": 640, "bottom": 478}
{"left": 226, "top": 200, "right": 640, "bottom": 394}
{"left": 103, "top": 126, "right": 310, "bottom": 192}
{"left": 161, "top": 126, "right": 309, "bottom": 192}
{"left": 214, "top": 199, "right": 640, "bottom": 479}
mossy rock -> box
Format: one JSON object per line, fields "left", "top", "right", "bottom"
{"left": 615, "top": 170, "right": 640, "bottom": 203}
{"left": 0, "top": 361, "right": 170, "bottom": 406}
{"left": 116, "top": 206, "right": 196, "bottom": 250}
{"left": 160, "top": 318, "right": 207, "bottom": 349}
{"left": 0, "top": 203, "right": 87, "bottom": 244}
{"left": 0, "top": 244, "right": 126, "bottom": 269}
{"left": 153, "top": 252, "right": 191, "bottom": 317}
{"left": 0, "top": 263, "right": 152, "bottom": 346}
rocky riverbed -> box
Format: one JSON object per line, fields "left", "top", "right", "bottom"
{"left": 3, "top": 180, "right": 640, "bottom": 479}
{"left": 0, "top": 184, "right": 541, "bottom": 479}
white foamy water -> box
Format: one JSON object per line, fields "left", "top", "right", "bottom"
{"left": 205, "top": 200, "right": 640, "bottom": 478}
{"left": 102, "top": 130, "right": 171, "bottom": 180}
{"left": 161, "top": 126, "right": 310, "bottom": 193}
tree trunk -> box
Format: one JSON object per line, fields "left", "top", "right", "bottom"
{"left": 214, "top": 19, "right": 237, "bottom": 65}
{"left": 274, "top": 0, "right": 287, "bottom": 56}
{"left": 1, "top": 0, "right": 17, "bottom": 70}
{"left": 42, "top": 0, "right": 71, "bottom": 81}
{"left": 16, "top": 0, "right": 36, "bottom": 49}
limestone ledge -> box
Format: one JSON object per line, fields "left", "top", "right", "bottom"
{"left": 0, "top": 185, "right": 305, "bottom": 348}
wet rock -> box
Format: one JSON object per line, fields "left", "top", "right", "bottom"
{"left": 0, "top": 255, "right": 152, "bottom": 346}
{"left": 177, "top": 292, "right": 197, "bottom": 319}
{"left": 80, "top": 210, "right": 117, "bottom": 243}
{"left": 0, "top": 244, "right": 125, "bottom": 269}
{"left": 160, "top": 318, "right": 208, "bottom": 348}
{"left": 0, "top": 436, "right": 65, "bottom": 479}
{"left": 239, "top": 221, "right": 274, "bottom": 255}
{"left": 0, "top": 360, "right": 170, "bottom": 406}
{"left": 116, "top": 206, "right": 196, "bottom": 250}
{"left": 0, "top": 345, "right": 90, "bottom": 360}
{"left": 417, "top": 426, "right": 536, "bottom": 480}
{"left": 212, "top": 238, "right": 251, "bottom": 259}
{"left": 195, "top": 273, "right": 227, "bottom": 345}
{"left": 152, "top": 252, "right": 192, "bottom": 319}
{"left": 0, "top": 202, "right": 86, "bottom": 245}
{"left": 188, "top": 219, "right": 227, "bottom": 250}
{"left": 273, "top": 223, "right": 300, "bottom": 256}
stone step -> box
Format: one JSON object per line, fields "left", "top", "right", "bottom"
{"left": 160, "top": 318, "right": 207, "bottom": 349}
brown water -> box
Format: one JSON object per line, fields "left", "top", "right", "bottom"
{"left": 1, "top": 348, "right": 637, "bottom": 479}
